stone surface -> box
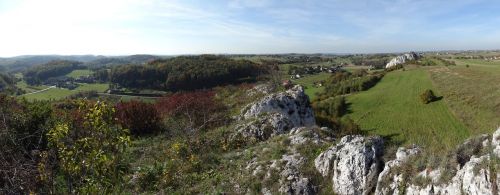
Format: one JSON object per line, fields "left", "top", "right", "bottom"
{"left": 376, "top": 128, "right": 500, "bottom": 195}
{"left": 374, "top": 146, "right": 421, "bottom": 195}
{"left": 278, "top": 154, "right": 316, "bottom": 195}
{"left": 493, "top": 127, "right": 500, "bottom": 157}
{"left": 242, "top": 85, "right": 315, "bottom": 127}
{"left": 237, "top": 85, "right": 316, "bottom": 140}
{"left": 288, "top": 127, "right": 334, "bottom": 145}
{"left": 315, "top": 135, "right": 384, "bottom": 195}
{"left": 236, "top": 112, "right": 294, "bottom": 140}
{"left": 385, "top": 52, "right": 420, "bottom": 68}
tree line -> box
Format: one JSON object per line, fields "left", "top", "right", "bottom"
{"left": 110, "top": 55, "right": 260, "bottom": 91}
{"left": 24, "top": 60, "right": 84, "bottom": 85}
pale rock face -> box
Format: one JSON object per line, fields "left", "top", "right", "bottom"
{"left": 237, "top": 85, "right": 316, "bottom": 141}
{"left": 242, "top": 85, "right": 315, "bottom": 127}
{"left": 236, "top": 112, "right": 294, "bottom": 140}
{"left": 315, "top": 135, "right": 384, "bottom": 195}
{"left": 385, "top": 52, "right": 420, "bottom": 68}
{"left": 374, "top": 146, "right": 421, "bottom": 195}
{"left": 493, "top": 127, "right": 500, "bottom": 157}
{"left": 402, "top": 128, "right": 500, "bottom": 195}
{"left": 279, "top": 154, "right": 316, "bottom": 195}
{"left": 405, "top": 155, "right": 493, "bottom": 195}
{"left": 288, "top": 127, "right": 334, "bottom": 145}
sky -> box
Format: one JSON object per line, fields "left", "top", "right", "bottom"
{"left": 0, "top": 0, "right": 500, "bottom": 57}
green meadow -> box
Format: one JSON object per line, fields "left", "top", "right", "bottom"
{"left": 343, "top": 68, "right": 470, "bottom": 151}
{"left": 21, "top": 83, "right": 109, "bottom": 101}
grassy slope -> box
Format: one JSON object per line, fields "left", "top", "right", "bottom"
{"left": 344, "top": 69, "right": 470, "bottom": 151}
{"left": 429, "top": 60, "right": 500, "bottom": 135}
{"left": 21, "top": 83, "right": 108, "bottom": 101}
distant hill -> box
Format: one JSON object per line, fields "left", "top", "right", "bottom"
{"left": 23, "top": 60, "right": 84, "bottom": 85}
{"left": 85, "top": 55, "right": 161, "bottom": 68}
{"left": 0, "top": 55, "right": 164, "bottom": 72}
{"left": 0, "top": 55, "right": 105, "bottom": 72}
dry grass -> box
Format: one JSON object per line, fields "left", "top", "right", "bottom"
{"left": 428, "top": 65, "right": 500, "bottom": 135}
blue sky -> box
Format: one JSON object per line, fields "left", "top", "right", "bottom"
{"left": 0, "top": 0, "right": 499, "bottom": 56}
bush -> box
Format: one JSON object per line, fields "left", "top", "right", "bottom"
{"left": 156, "top": 90, "right": 227, "bottom": 133}
{"left": 115, "top": 100, "right": 162, "bottom": 136}
{"left": 0, "top": 96, "right": 55, "bottom": 194}
{"left": 47, "top": 100, "right": 130, "bottom": 193}
{"left": 318, "top": 72, "right": 384, "bottom": 100}
{"left": 420, "top": 89, "right": 437, "bottom": 104}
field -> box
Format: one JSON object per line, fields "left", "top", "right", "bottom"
{"left": 343, "top": 68, "right": 470, "bottom": 151}
{"left": 292, "top": 72, "right": 330, "bottom": 100}
{"left": 20, "top": 83, "right": 109, "bottom": 101}
{"left": 66, "top": 69, "right": 93, "bottom": 78}
{"left": 429, "top": 60, "right": 500, "bottom": 135}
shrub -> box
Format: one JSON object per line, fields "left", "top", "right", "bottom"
{"left": 318, "top": 72, "right": 384, "bottom": 100}
{"left": 420, "top": 89, "right": 437, "bottom": 104}
{"left": 0, "top": 95, "right": 55, "bottom": 194}
{"left": 115, "top": 100, "right": 161, "bottom": 135}
{"left": 47, "top": 100, "right": 130, "bottom": 193}
{"left": 156, "top": 90, "right": 227, "bottom": 133}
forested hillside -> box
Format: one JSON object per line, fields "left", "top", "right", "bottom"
{"left": 24, "top": 60, "right": 84, "bottom": 85}
{"left": 0, "top": 72, "right": 16, "bottom": 92}
{"left": 111, "top": 55, "right": 260, "bottom": 91}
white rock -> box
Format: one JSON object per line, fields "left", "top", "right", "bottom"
{"left": 279, "top": 153, "right": 316, "bottom": 195}
{"left": 385, "top": 52, "right": 420, "bottom": 68}
{"left": 242, "top": 85, "right": 315, "bottom": 127}
{"left": 315, "top": 135, "right": 384, "bottom": 195}
{"left": 288, "top": 127, "right": 332, "bottom": 145}
{"left": 492, "top": 127, "right": 500, "bottom": 157}
{"left": 374, "top": 146, "right": 421, "bottom": 195}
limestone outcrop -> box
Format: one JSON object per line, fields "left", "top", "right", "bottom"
{"left": 314, "top": 135, "right": 384, "bottom": 195}
{"left": 237, "top": 85, "right": 315, "bottom": 140}
{"left": 374, "top": 127, "right": 500, "bottom": 195}
{"left": 385, "top": 52, "right": 420, "bottom": 68}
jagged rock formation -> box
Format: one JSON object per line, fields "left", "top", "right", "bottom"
{"left": 374, "top": 127, "right": 500, "bottom": 195}
{"left": 237, "top": 85, "right": 315, "bottom": 140}
{"left": 244, "top": 127, "right": 334, "bottom": 195}
{"left": 315, "top": 135, "right": 384, "bottom": 195}
{"left": 385, "top": 52, "right": 420, "bottom": 68}
{"left": 374, "top": 146, "right": 421, "bottom": 195}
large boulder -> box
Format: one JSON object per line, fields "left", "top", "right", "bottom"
{"left": 315, "top": 135, "right": 384, "bottom": 195}
{"left": 237, "top": 85, "right": 315, "bottom": 140}
{"left": 385, "top": 52, "right": 420, "bottom": 68}
{"left": 242, "top": 85, "right": 315, "bottom": 127}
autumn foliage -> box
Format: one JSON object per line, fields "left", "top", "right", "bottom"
{"left": 156, "top": 90, "right": 226, "bottom": 132}
{"left": 115, "top": 100, "right": 161, "bottom": 135}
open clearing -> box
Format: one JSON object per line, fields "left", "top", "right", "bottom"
{"left": 21, "top": 83, "right": 109, "bottom": 101}
{"left": 292, "top": 72, "right": 330, "bottom": 100}
{"left": 66, "top": 69, "right": 93, "bottom": 78}
{"left": 343, "top": 68, "right": 470, "bottom": 151}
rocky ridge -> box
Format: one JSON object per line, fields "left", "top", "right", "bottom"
{"left": 237, "top": 84, "right": 499, "bottom": 195}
